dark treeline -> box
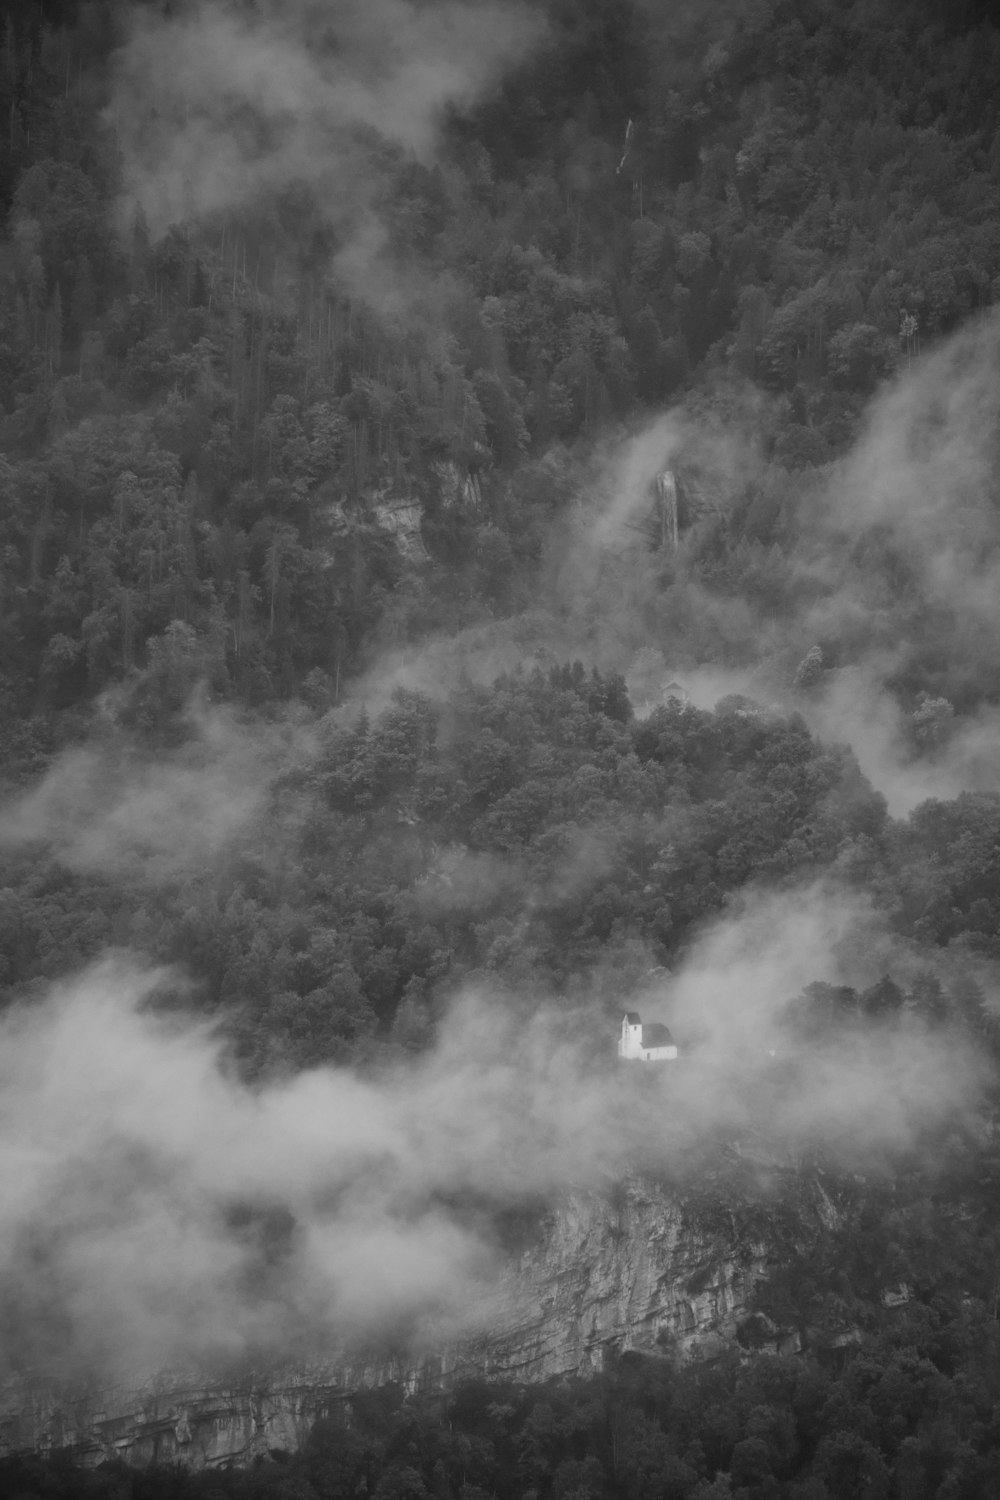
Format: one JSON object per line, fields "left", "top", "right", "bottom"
{"left": 6, "top": 1309, "right": 1000, "bottom": 1498}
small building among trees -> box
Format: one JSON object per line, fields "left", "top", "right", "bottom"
{"left": 618, "top": 1012, "right": 678, "bottom": 1061}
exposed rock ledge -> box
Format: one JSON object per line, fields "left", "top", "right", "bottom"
{"left": 0, "top": 1175, "right": 770, "bottom": 1470}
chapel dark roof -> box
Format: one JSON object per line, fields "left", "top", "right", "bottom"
{"left": 624, "top": 1011, "right": 641, "bottom": 1024}
{"left": 641, "top": 1022, "right": 675, "bottom": 1047}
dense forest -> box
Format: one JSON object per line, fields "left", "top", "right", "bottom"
{"left": 4, "top": 0, "right": 1000, "bottom": 1058}
{"left": 4, "top": 0, "right": 1000, "bottom": 1493}
{"left": 7, "top": 1311, "right": 1000, "bottom": 1500}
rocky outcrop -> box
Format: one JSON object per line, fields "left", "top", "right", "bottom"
{"left": 0, "top": 1369, "right": 346, "bottom": 1470}
{"left": 372, "top": 496, "right": 428, "bottom": 559}
{"left": 0, "top": 1176, "right": 769, "bottom": 1470}
{"left": 465, "top": 1176, "right": 767, "bottom": 1380}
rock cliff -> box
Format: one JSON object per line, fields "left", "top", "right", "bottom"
{"left": 0, "top": 1175, "right": 769, "bottom": 1470}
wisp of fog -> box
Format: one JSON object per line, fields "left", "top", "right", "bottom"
{"left": 0, "top": 876, "right": 982, "bottom": 1379}
{"left": 110, "top": 0, "right": 543, "bottom": 265}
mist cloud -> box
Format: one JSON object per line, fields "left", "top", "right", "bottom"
{"left": 656, "top": 883, "right": 953, "bottom": 1158}
{"left": 0, "top": 877, "right": 982, "bottom": 1379}
{"left": 340, "top": 312, "right": 1000, "bottom": 812}
{"left": 111, "top": 0, "right": 542, "bottom": 239}
{"left": 789, "top": 311, "right": 1000, "bottom": 810}
{"left": 803, "top": 659, "right": 1000, "bottom": 816}
{"left": 567, "top": 315, "right": 1000, "bottom": 813}
{"left": 0, "top": 705, "right": 288, "bottom": 881}
{"left": 824, "top": 312, "right": 1000, "bottom": 549}
{"left": 800, "top": 308, "right": 1000, "bottom": 660}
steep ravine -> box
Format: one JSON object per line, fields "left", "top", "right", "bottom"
{"left": 0, "top": 1176, "right": 774, "bottom": 1470}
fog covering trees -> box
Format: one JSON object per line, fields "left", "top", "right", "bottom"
{"left": 4, "top": 0, "right": 1000, "bottom": 1491}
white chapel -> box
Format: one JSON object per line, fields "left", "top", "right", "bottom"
{"left": 618, "top": 1012, "right": 678, "bottom": 1062}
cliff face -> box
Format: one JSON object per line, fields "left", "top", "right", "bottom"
{"left": 465, "top": 1176, "right": 766, "bottom": 1380}
{"left": 0, "top": 1176, "right": 769, "bottom": 1470}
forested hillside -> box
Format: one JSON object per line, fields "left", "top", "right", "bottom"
{"left": 2, "top": 0, "right": 1000, "bottom": 1038}
{"left": 4, "top": 0, "right": 1000, "bottom": 1493}
{"left": 3, "top": 0, "right": 1000, "bottom": 731}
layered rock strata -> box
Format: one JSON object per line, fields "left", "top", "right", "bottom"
{"left": 0, "top": 1176, "right": 766, "bottom": 1469}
